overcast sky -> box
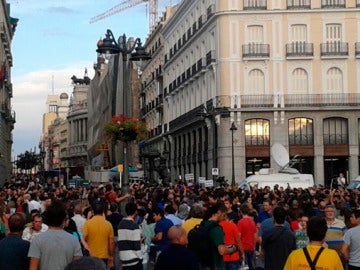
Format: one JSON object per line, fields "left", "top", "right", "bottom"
{"left": 8, "top": 0, "right": 179, "bottom": 157}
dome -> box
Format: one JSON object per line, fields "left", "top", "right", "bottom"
{"left": 60, "top": 92, "right": 69, "bottom": 99}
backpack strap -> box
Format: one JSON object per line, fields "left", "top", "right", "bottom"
{"left": 303, "top": 247, "right": 324, "bottom": 270}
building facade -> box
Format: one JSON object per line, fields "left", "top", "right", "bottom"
{"left": 140, "top": 7, "right": 176, "bottom": 183}
{"left": 140, "top": 0, "right": 360, "bottom": 186}
{"left": 0, "top": 1, "right": 17, "bottom": 184}
{"left": 67, "top": 72, "right": 90, "bottom": 178}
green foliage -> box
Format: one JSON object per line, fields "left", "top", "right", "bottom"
{"left": 16, "top": 151, "right": 40, "bottom": 170}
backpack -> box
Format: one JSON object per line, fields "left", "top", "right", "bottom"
{"left": 187, "top": 221, "right": 219, "bottom": 269}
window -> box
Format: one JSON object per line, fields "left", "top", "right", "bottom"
{"left": 49, "top": 105, "right": 57, "bottom": 113}
{"left": 289, "top": 118, "right": 313, "bottom": 145}
{"left": 248, "top": 69, "right": 265, "bottom": 95}
{"left": 245, "top": 119, "right": 270, "bottom": 145}
{"left": 247, "top": 25, "right": 264, "bottom": 44}
{"left": 326, "top": 24, "right": 342, "bottom": 43}
{"left": 326, "top": 67, "right": 343, "bottom": 93}
{"left": 291, "top": 68, "right": 308, "bottom": 94}
{"left": 290, "top": 24, "right": 307, "bottom": 42}
{"left": 323, "top": 117, "right": 348, "bottom": 144}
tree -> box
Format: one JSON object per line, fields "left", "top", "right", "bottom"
{"left": 16, "top": 151, "right": 40, "bottom": 172}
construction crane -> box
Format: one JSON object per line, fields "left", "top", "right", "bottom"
{"left": 90, "top": 0, "right": 158, "bottom": 31}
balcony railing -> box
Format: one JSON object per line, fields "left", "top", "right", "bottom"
{"left": 242, "top": 44, "right": 270, "bottom": 58}
{"left": 212, "top": 93, "right": 360, "bottom": 109}
{"left": 243, "top": 0, "right": 267, "bottom": 10}
{"left": 320, "top": 42, "right": 348, "bottom": 57}
{"left": 286, "top": 42, "right": 313, "bottom": 57}
{"left": 321, "top": 0, "right": 345, "bottom": 8}
{"left": 287, "top": 0, "right": 311, "bottom": 9}
{"left": 355, "top": 42, "right": 360, "bottom": 57}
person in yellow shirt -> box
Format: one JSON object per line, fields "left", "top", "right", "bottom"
{"left": 284, "top": 216, "right": 343, "bottom": 270}
{"left": 182, "top": 204, "right": 203, "bottom": 235}
{"left": 82, "top": 201, "right": 114, "bottom": 268}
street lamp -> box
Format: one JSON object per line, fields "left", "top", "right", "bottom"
{"left": 230, "top": 122, "right": 237, "bottom": 188}
{"left": 97, "top": 29, "right": 151, "bottom": 200}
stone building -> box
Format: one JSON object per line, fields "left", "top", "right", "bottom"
{"left": 0, "top": 1, "right": 17, "bottom": 184}
{"left": 141, "top": 0, "right": 360, "bottom": 186}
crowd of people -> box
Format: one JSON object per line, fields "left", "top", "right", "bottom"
{"left": 0, "top": 174, "right": 359, "bottom": 270}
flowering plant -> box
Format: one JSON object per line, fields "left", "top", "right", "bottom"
{"left": 104, "top": 115, "right": 148, "bottom": 143}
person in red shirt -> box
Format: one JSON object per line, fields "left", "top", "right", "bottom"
{"left": 103, "top": 184, "right": 131, "bottom": 204}
{"left": 219, "top": 214, "right": 244, "bottom": 270}
{"left": 237, "top": 203, "right": 257, "bottom": 270}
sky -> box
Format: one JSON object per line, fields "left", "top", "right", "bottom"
{"left": 8, "top": 0, "right": 179, "bottom": 158}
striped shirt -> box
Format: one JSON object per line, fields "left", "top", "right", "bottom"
{"left": 117, "top": 217, "right": 142, "bottom": 267}
{"left": 325, "top": 218, "right": 346, "bottom": 246}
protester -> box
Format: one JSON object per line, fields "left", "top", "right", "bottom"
{"left": 22, "top": 213, "right": 48, "bottom": 242}
{"left": 71, "top": 203, "right": 86, "bottom": 234}
{"left": 0, "top": 213, "right": 30, "bottom": 270}
{"left": 117, "top": 202, "right": 143, "bottom": 270}
{"left": 28, "top": 200, "right": 82, "bottom": 270}
{"left": 82, "top": 201, "right": 114, "bottom": 268}
{"left": 284, "top": 216, "right": 343, "bottom": 270}
{"left": 324, "top": 204, "right": 347, "bottom": 260}
{"left": 155, "top": 225, "right": 199, "bottom": 270}
{"left": 64, "top": 256, "right": 107, "bottom": 270}
{"left": 261, "top": 206, "right": 296, "bottom": 270}
{"left": 237, "top": 203, "right": 257, "bottom": 270}
{"left": 182, "top": 204, "right": 203, "bottom": 235}
{"left": 151, "top": 207, "right": 174, "bottom": 259}
{"left": 219, "top": 212, "right": 243, "bottom": 270}
{"left": 341, "top": 209, "right": 360, "bottom": 270}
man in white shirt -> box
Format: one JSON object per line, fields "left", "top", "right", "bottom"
{"left": 22, "top": 214, "right": 48, "bottom": 242}
{"left": 71, "top": 203, "right": 86, "bottom": 234}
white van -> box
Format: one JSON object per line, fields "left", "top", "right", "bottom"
{"left": 238, "top": 168, "right": 314, "bottom": 190}
{"left": 347, "top": 176, "right": 360, "bottom": 190}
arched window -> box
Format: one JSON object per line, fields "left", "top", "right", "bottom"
{"left": 289, "top": 118, "right": 313, "bottom": 145}
{"left": 245, "top": 118, "right": 270, "bottom": 145}
{"left": 247, "top": 69, "right": 265, "bottom": 95}
{"left": 326, "top": 67, "right": 343, "bottom": 93}
{"left": 323, "top": 117, "right": 348, "bottom": 144}
{"left": 291, "top": 68, "right": 308, "bottom": 94}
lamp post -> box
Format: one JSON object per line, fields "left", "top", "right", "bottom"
{"left": 97, "top": 29, "right": 151, "bottom": 199}
{"left": 230, "top": 122, "right": 237, "bottom": 188}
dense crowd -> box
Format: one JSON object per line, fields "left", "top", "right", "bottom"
{"left": 0, "top": 174, "right": 359, "bottom": 270}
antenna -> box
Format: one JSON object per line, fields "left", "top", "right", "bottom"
{"left": 271, "top": 143, "right": 299, "bottom": 174}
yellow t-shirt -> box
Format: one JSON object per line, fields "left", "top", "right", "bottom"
{"left": 182, "top": 218, "right": 202, "bottom": 235}
{"left": 283, "top": 244, "right": 344, "bottom": 270}
{"left": 83, "top": 215, "right": 114, "bottom": 259}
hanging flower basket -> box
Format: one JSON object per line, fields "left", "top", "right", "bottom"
{"left": 104, "top": 115, "right": 148, "bottom": 143}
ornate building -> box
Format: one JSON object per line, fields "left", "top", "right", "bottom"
{"left": 0, "top": 1, "right": 17, "bottom": 184}
{"left": 67, "top": 71, "right": 90, "bottom": 178}
{"left": 140, "top": 0, "right": 360, "bottom": 186}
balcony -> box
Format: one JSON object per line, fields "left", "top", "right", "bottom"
{"left": 242, "top": 44, "right": 270, "bottom": 59}
{"left": 206, "top": 50, "right": 216, "bottom": 66}
{"left": 357, "top": 0, "right": 360, "bottom": 7}
{"left": 320, "top": 42, "right": 348, "bottom": 57}
{"left": 211, "top": 93, "right": 360, "bottom": 110}
{"left": 286, "top": 42, "right": 313, "bottom": 58}
{"left": 207, "top": 4, "right": 215, "bottom": 19}
{"left": 321, "top": 0, "right": 345, "bottom": 8}
{"left": 287, "top": 0, "right": 311, "bottom": 9}
{"left": 243, "top": 0, "right": 267, "bottom": 10}
{"left": 356, "top": 42, "right": 360, "bottom": 58}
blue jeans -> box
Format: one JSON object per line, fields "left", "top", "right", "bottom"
{"left": 224, "top": 261, "right": 240, "bottom": 270}
{"left": 240, "top": 250, "right": 254, "bottom": 270}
